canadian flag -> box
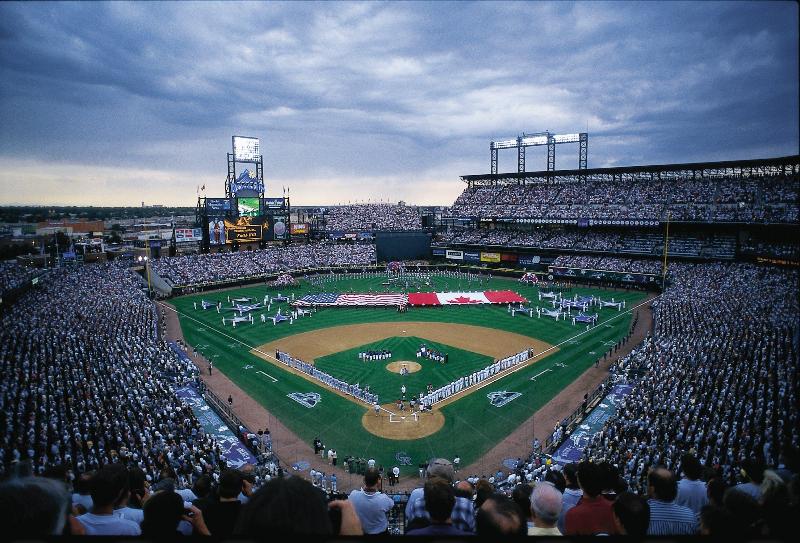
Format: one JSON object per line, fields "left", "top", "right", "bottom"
{"left": 436, "top": 292, "right": 491, "bottom": 305}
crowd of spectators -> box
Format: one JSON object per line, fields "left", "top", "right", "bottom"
{"left": 552, "top": 255, "right": 663, "bottom": 274}
{"left": 436, "top": 227, "right": 738, "bottom": 259}
{"left": 447, "top": 173, "right": 799, "bottom": 223}
{"left": 0, "top": 264, "right": 230, "bottom": 485}
{"left": 322, "top": 204, "right": 421, "bottom": 231}
{"left": 0, "top": 261, "right": 44, "bottom": 295}
{"left": 151, "top": 241, "right": 375, "bottom": 286}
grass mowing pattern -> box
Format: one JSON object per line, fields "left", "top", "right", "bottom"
{"left": 172, "top": 275, "right": 646, "bottom": 474}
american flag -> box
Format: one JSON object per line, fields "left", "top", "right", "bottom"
{"left": 294, "top": 293, "right": 407, "bottom": 307}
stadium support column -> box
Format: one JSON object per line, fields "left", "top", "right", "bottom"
{"left": 517, "top": 136, "right": 525, "bottom": 173}
{"left": 547, "top": 134, "right": 556, "bottom": 176}
{"left": 491, "top": 145, "right": 498, "bottom": 175}
{"left": 579, "top": 133, "right": 588, "bottom": 170}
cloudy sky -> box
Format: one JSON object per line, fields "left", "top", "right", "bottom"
{"left": 0, "top": 1, "right": 797, "bottom": 206}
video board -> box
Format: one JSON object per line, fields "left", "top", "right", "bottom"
{"left": 272, "top": 215, "right": 287, "bottom": 240}
{"left": 224, "top": 217, "right": 263, "bottom": 243}
{"left": 209, "top": 218, "right": 227, "bottom": 245}
{"left": 237, "top": 197, "right": 260, "bottom": 217}
{"left": 206, "top": 198, "right": 232, "bottom": 214}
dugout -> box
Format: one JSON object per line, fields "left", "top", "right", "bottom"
{"left": 375, "top": 230, "right": 431, "bottom": 262}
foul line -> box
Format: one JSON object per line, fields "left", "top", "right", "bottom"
{"left": 256, "top": 370, "right": 278, "bottom": 383}
{"left": 530, "top": 369, "right": 552, "bottom": 381}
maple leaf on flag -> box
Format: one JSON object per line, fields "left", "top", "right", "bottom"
{"left": 452, "top": 296, "right": 479, "bottom": 304}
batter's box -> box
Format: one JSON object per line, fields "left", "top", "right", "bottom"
{"left": 389, "top": 412, "right": 419, "bottom": 423}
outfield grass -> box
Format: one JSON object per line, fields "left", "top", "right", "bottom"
{"left": 172, "top": 274, "right": 646, "bottom": 474}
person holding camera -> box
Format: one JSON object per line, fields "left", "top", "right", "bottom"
{"left": 348, "top": 468, "right": 394, "bottom": 535}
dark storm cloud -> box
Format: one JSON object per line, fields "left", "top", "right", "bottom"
{"left": 0, "top": 1, "right": 796, "bottom": 205}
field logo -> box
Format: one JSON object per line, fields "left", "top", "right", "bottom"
{"left": 287, "top": 392, "right": 321, "bottom": 408}
{"left": 487, "top": 391, "right": 521, "bottom": 407}
{"left": 395, "top": 451, "right": 413, "bottom": 466}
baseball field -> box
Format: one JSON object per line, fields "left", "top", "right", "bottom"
{"left": 170, "top": 273, "right": 646, "bottom": 474}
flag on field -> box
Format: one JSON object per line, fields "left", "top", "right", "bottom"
{"left": 294, "top": 293, "right": 407, "bottom": 307}
{"left": 407, "top": 290, "right": 527, "bottom": 306}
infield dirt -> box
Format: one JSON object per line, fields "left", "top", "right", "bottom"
{"left": 250, "top": 322, "right": 555, "bottom": 439}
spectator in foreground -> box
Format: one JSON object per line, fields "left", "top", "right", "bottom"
{"left": 564, "top": 461, "right": 616, "bottom": 535}
{"left": 476, "top": 493, "right": 526, "bottom": 536}
{"left": 76, "top": 465, "right": 141, "bottom": 535}
{"left": 529, "top": 482, "right": 563, "bottom": 536}
{"left": 675, "top": 453, "right": 708, "bottom": 514}
{"left": 511, "top": 483, "right": 534, "bottom": 531}
{"left": 646, "top": 466, "right": 698, "bottom": 535}
{"left": 612, "top": 492, "right": 650, "bottom": 536}
{"left": 141, "top": 490, "right": 210, "bottom": 536}
{"left": 234, "top": 476, "right": 362, "bottom": 536}
{"left": 406, "top": 477, "right": 472, "bottom": 536}
{"left": 405, "top": 458, "right": 475, "bottom": 532}
{"left": 698, "top": 505, "right": 736, "bottom": 537}
{"left": 200, "top": 469, "right": 243, "bottom": 538}
{"left": 0, "top": 476, "right": 71, "bottom": 537}
{"left": 348, "top": 468, "right": 394, "bottom": 535}
{"left": 558, "top": 462, "right": 582, "bottom": 533}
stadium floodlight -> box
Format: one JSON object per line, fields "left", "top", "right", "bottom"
{"left": 491, "top": 139, "right": 520, "bottom": 149}
{"left": 553, "top": 133, "right": 581, "bottom": 144}
{"left": 520, "top": 135, "right": 549, "bottom": 146}
{"left": 490, "top": 130, "right": 588, "bottom": 174}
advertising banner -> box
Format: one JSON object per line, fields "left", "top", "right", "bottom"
{"left": 518, "top": 255, "right": 540, "bottom": 266}
{"left": 501, "top": 253, "right": 518, "bottom": 262}
{"left": 209, "top": 218, "right": 226, "bottom": 245}
{"left": 272, "top": 215, "right": 288, "bottom": 240}
{"left": 431, "top": 248, "right": 446, "bottom": 256}
{"left": 262, "top": 197, "right": 285, "bottom": 209}
{"left": 357, "top": 232, "right": 374, "bottom": 240}
{"left": 463, "top": 251, "right": 480, "bottom": 262}
{"left": 344, "top": 233, "right": 358, "bottom": 240}
{"left": 206, "top": 198, "right": 232, "bottom": 214}
{"left": 175, "top": 228, "right": 203, "bottom": 243}
{"left": 446, "top": 249, "right": 464, "bottom": 260}
{"left": 224, "top": 218, "right": 263, "bottom": 243}
{"left": 230, "top": 169, "right": 263, "bottom": 195}
{"left": 290, "top": 223, "right": 309, "bottom": 235}
{"left": 480, "top": 252, "right": 501, "bottom": 263}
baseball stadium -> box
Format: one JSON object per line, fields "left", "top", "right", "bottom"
{"left": 0, "top": 1, "right": 798, "bottom": 540}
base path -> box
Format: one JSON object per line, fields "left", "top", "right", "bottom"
{"left": 255, "top": 321, "right": 551, "bottom": 362}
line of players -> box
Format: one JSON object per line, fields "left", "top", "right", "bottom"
{"left": 416, "top": 343, "right": 448, "bottom": 364}
{"left": 358, "top": 349, "right": 392, "bottom": 362}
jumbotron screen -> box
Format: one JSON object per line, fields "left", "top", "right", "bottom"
{"left": 237, "top": 197, "right": 260, "bottom": 217}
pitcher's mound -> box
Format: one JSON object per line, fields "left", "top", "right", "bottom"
{"left": 386, "top": 361, "right": 422, "bottom": 374}
{"left": 362, "top": 404, "right": 445, "bottom": 439}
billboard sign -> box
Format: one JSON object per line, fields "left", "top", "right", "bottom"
{"left": 463, "top": 251, "right": 480, "bottom": 262}
{"left": 175, "top": 228, "right": 203, "bottom": 243}
{"left": 209, "top": 218, "right": 226, "bottom": 245}
{"left": 272, "top": 215, "right": 288, "bottom": 240}
{"left": 290, "top": 223, "right": 309, "bottom": 235}
{"left": 432, "top": 248, "right": 446, "bottom": 256}
{"left": 518, "top": 255, "right": 540, "bottom": 266}
{"left": 501, "top": 253, "right": 518, "bottom": 262}
{"left": 263, "top": 197, "right": 285, "bottom": 209}
{"left": 224, "top": 218, "right": 262, "bottom": 243}
{"left": 446, "top": 249, "right": 463, "bottom": 260}
{"left": 237, "top": 197, "right": 260, "bottom": 217}
{"left": 232, "top": 136, "right": 260, "bottom": 162}
{"left": 480, "top": 252, "right": 501, "bottom": 263}
{"left": 206, "top": 198, "right": 231, "bottom": 213}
